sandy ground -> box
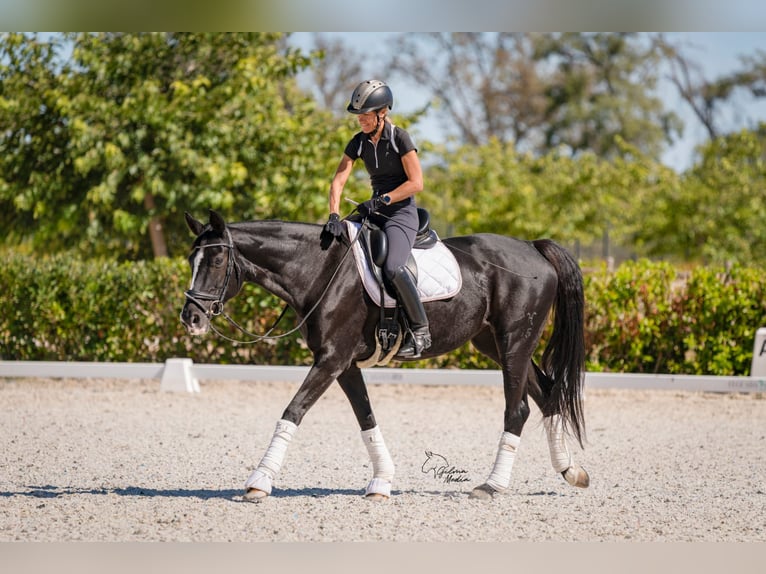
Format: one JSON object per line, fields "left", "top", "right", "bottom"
{"left": 1, "top": 376, "right": 765, "bottom": 543}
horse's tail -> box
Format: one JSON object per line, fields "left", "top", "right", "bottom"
{"left": 532, "top": 239, "right": 586, "bottom": 447}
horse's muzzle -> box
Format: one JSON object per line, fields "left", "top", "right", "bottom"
{"left": 180, "top": 300, "right": 211, "bottom": 336}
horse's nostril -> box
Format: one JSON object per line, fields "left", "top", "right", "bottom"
{"left": 191, "top": 314, "right": 200, "bottom": 325}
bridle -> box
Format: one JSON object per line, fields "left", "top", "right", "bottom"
{"left": 183, "top": 221, "right": 363, "bottom": 345}
{"left": 183, "top": 229, "right": 237, "bottom": 319}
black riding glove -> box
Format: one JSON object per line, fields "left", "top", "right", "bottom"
{"left": 323, "top": 212, "right": 343, "bottom": 237}
{"left": 357, "top": 196, "right": 385, "bottom": 218}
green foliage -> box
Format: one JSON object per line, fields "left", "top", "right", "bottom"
{"left": 0, "top": 252, "right": 312, "bottom": 365}
{"left": 2, "top": 253, "right": 764, "bottom": 376}
{"left": 531, "top": 33, "right": 681, "bottom": 159}
{"left": 585, "top": 259, "right": 680, "bottom": 373}
{"left": 584, "top": 260, "right": 766, "bottom": 375}
{"left": 630, "top": 126, "right": 766, "bottom": 266}
{"left": 670, "top": 266, "right": 766, "bottom": 375}
{"left": 425, "top": 137, "right": 681, "bottom": 254}
{"left": 0, "top": 32, "right": 351, "bottom": 260}
{"left": 2, "top": 34, "right": 765, "bottom": 268}
{"left": 424, "top": 127, "right": 766, "bottom": 269}
{"left": 388, "top": 33, "right": 681, "bottom": 160}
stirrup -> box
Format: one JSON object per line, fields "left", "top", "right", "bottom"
{"left": 397, "top": 327, "right": 431, "bottom": 358}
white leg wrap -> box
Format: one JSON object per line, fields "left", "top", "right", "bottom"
{"left": 544, "top": 415, "right": 573, "bottom": 473}
{"left": 244, "top": 419, "right": 297, "bottom": 494}
{"left": 361, "top": 426, "right": 395, "bottom": 497}
{"left": 485, "top": 432, "right": 521, "bottom": 492}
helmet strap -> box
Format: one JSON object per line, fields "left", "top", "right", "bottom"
{"left": 364, "top": 111, "right": 386, "bottom": 137}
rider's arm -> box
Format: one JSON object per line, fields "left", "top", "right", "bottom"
{"left": 329, "top": 153, "right": 354, "bottom": 214}
{"left": 384, "top": 149, "right": 423, "bottom": 204}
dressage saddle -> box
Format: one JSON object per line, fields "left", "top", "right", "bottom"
{"left": 353, "top": 207, "right": 438, "bottom": 297}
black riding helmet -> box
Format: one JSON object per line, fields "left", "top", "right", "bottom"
{"left": 347, "top": 80, "right": 393, "bottom": 114}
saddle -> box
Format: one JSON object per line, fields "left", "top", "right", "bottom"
{"left": 347, "top": 209, "right": 458, "bottom": 367}
{"left": 353, "top": 208, "right": 438, "bottom": 299}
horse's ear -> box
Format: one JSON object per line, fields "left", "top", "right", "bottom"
{"left": 185, "top": 212, "right": 205, "bottom": 236}
{"left": 209, "top": 209, "right": 226, "bottom": 234}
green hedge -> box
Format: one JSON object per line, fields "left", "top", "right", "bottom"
{"left": 584, "top": 260, "right": 766, "bottom": 375}
{"left": 0, "top": 253, "right": 304, "bottom": 365}
{"left": 2, "top": 253, "right": 765, "bottom": 375}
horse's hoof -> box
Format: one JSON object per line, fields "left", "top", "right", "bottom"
{"left": 364, "top": 493, "right": 389, "bottom": 502}
{"left": 469, "top": 483, "right": 497, "bottom": 500}
{"left": 243, "top": 488, "right": 269, "bottom": 502}
{"left": 562, "top": 465, "right": 590, "bottom": 488}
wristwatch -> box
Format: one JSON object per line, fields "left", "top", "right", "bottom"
{"left": 381, "top": 194, "right": 391, "bottom": 205}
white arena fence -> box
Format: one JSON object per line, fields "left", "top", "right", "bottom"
{"left": 1, "top": 325, "right": 765, "bottom": 395}
{"left": 0, "top": 360, "right": 763, "bottom": 394}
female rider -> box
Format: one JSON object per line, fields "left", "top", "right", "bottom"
{"left": 323, "top": 79, "right": 431, "bottom": 358}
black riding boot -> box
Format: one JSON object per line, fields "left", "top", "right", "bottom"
{"left": 388, "top": 266, "right": 432, "bottom": 358}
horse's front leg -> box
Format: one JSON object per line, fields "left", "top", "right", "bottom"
{"left": 337, "top": 365, "right": 394, "bottom": 501}
{"left": 243, "top": 360, "right": 339, "bottom": 502}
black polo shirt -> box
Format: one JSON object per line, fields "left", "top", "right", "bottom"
{"left": 344, "top": 121, "right": 418, "bottom": 200}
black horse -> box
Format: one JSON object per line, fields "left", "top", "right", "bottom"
{"left": 180, "top": 210, "right": 589, "bottom": 501}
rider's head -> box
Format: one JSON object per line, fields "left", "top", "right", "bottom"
{"left": 347, "top": 79, "right": 393, "bottom": 136}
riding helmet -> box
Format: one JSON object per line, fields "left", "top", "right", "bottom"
{"left": 347, "top": 80, "right": 394, "bottom": 114}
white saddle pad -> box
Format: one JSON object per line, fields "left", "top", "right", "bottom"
{"left": 345, "top": 220, "right": 462, "bottom": 308}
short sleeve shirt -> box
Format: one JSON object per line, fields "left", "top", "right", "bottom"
{"left": 344, "top": 121, "right": 418, "bottom": 198}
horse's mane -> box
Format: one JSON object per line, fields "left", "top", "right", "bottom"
{"left": 228, "top": 219, "right": 322, "bottom": 233}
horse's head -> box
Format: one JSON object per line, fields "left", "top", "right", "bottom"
{"left": 180, "top": 210, "right": 240, "bottom": 336}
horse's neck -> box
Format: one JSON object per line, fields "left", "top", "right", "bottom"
{"left": 231, "top": 221, "right": 329, "bottom": 308}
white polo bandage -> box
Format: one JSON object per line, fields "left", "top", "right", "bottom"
{"left": 361, "top": 426, "right": 395, "bottom": 482}
{"left": 244, "top": 419, "right": 297, "bottom": 494}
{"left": 486, "top": 432, "right": 521, "bottom": 492}
{"left": 543, "top": 415, "right": 573, "bottom": 473}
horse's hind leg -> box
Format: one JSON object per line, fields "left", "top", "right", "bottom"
{"left": 528, "top": 363, "right": 589, "bottom": 488}
{"left": 469, "top": 331, "right": 533, "bottom": 500}
{"left": 470, "top": 329, "right": 588, "bottom": 498}
{"left": 337, "top": 365, "right": 395, "bottom": 500}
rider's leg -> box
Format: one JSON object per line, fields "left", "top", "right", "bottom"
{"left": 386, "top": 265, "right": 431, "bottom": 358}
{"left": 381, "top": 206, "right": 430, "bottom": 357}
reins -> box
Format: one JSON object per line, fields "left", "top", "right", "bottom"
{"left": 185, "top": 216, "right": 365, "bottom": 345}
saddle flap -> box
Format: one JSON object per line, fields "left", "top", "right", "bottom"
{"left": 345, "top": 220, "right": 462, "bottom": 309}
{"left": 369, "top": 229, "right": 388, "bottom": 267}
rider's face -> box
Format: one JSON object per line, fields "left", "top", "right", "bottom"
{"left": 357, "top": 110, "right": 382, "bottom": 133}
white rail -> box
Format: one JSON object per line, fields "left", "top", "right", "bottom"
{"left": 1, "top": 359, "right": 764, "bottom": 394}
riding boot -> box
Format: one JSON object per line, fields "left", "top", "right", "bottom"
{"left": 388, "top": 266, "right": 432, "bottom": 358}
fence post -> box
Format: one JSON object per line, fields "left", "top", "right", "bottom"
{"left": 160, "top": 358, "right": 200, "bottom": 393}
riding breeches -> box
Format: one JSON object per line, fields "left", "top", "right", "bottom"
{"left": 370, "top": 204, "right": 418, "bottom": 279}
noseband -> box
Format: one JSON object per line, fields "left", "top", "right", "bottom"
{"left": 184, "top": 230, "right": 236, "bottom": 318}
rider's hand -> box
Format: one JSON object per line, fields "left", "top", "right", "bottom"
{"left": 357, "top": 196, "right": 385, "bottom": 218}
{"left": 323, "top": 213, "right": 343, "bottom": 237}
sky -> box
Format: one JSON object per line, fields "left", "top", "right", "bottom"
{"left": 288, "top": 32, "right": 766, "bottom": 172}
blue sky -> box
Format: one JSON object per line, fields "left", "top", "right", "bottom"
{"left": 289, "top": 32, "right": 766, "bottom": 172}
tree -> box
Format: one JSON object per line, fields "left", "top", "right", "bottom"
{"left": 304, "top": 33, "right": 362, "bottom": 113}
{"left": 533, "top": 33, "right": 681, "bottom": 160}
{"left": 634, "top": 125, "right": 766, "bottom": 266}
{"left": 0, "top": 33, "right": 75, "bottom": 249}
{"left": 385, "top": 32, "right": 681, "bottom": 160}
{"left": 1, "top": 32, "right": 351, "bottom": 260}
{"left": 424, "top": 136, "right": 677, "bottom": 260}
{"left": 657, "top": 34, "right": 766, "bottom": 141}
